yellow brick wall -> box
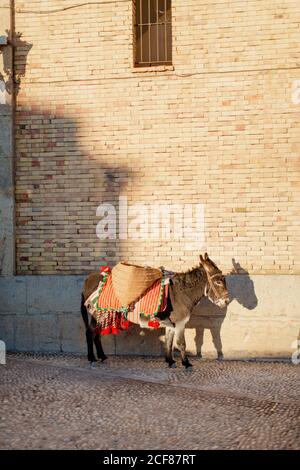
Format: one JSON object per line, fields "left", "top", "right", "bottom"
{"left": 14, "top": 0, "right": 300, "bottom": 274}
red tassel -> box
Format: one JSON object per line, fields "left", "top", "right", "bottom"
{"left": 101, "top": 327, "right": 111, "bottom": 336}
{"left": 100, "top": 265, "right": 111, "bottom": 274}
{"left": 121, "top": 320, "right": 130, "bottom": 330}
{"left": 148, "top": 320, "right": 160, "bottom": 329}
{"left": 111, "top": 327, "right": 120, "bottom": 335}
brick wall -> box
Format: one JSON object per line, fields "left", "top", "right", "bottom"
{"left": 14, "top": 0, "right": 300, "bottom": 275}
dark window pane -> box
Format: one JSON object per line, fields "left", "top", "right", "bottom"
{"left": 158, "top": 23, "right": 166, "bottom": 62}
{"left": 166, "top": 22, "right": 172, "bottom": 62}
{"left": 134, "top": 0, "right": 172, "bottom": 66}
{"left": 150, "top": 23, "right": 158, "bottom": 63}
{"left": 150, "top": 0, "right": 157, "bottom": 23}
{"left": 141, "top": 24, "right": 150, "bottom": 63}
{"left": 135, "top": 25, "right": 142, "bottom": 64}
{"left": 142, "top": 0, "right": 148, "bottom": 24}
{"left": 158, "top": 0, "right": 165, "bottom": 23}
{"left": 166, "top": 0, "right": 172, "bottom": 22}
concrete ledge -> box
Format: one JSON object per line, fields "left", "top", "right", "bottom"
{"left": 0, "top": 274, "right": 299, "bottom": 358}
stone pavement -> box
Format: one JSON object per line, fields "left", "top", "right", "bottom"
{"left": 0, "top": 353, "right": 299, "bottom": 450}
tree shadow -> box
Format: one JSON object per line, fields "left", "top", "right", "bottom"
{"left": 14, "top": 105, "right": 137, "bottom": 353}
{"left": 94, "top": 165, "right": 132, "bottom": 269}
{"left": 188, "top": 258, "right": 258, "bottom": 359}
{"left": 15, "top": 106, "right": 134, "bottom": 275}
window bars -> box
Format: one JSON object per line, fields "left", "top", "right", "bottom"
{"left": 134, "top": 0, "right": 172, "bottom": 66}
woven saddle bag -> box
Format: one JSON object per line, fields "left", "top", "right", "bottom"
{"left": 111, "top": 261, "right": 162, "bottom": 307}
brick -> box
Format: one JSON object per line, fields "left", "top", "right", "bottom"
{"left": 12, "top": 0, "right": 300, "bottom": 276}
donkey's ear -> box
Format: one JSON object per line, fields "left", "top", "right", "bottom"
{"left": 204, "top": 252, "right": 208, "bottom": 260}
{"left": 199, "top": 254, "right": 204, "bottom": 264}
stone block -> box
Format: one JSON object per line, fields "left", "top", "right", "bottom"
{"left": 27, "top": 276, "right": 86, "bottom": 315}
{"left": 15, "top": 314, "right": 60, "bottom": 352}
{"left": 0, "top": 277, "right": 26, "bottom": 315}
{"left": 0, "top": 314, "right": 15, "bottom": 349}
{"left": 116, "top": 324, "right": 164, "bottom": 356}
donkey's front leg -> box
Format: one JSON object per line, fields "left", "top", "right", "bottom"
{"left": 175, "top": 321, "right": 192, "bottom": 369}
{"left": 165, "top": 327, "right": 176, "bottom": 368}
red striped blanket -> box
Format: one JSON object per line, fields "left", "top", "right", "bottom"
{"left": 86, "top": 272, "right": 169, "bottom": 335}
{"left": 98, "top": 274, "right": 168, "bottom": 315}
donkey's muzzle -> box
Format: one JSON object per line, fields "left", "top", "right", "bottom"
{"left": 216, "top": 297, "right": 230, "bottom": 308}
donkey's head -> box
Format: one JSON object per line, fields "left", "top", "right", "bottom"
{"left": 200, "top": 253, "right": 229, "bottom": 308}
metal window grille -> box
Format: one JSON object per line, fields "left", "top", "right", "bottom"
{"left": 134, "top": 0, "right": 172, "bottom": 67}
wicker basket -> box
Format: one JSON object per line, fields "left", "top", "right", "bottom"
{"left": 112, "top": 261, "right": 162, "bottom": 307}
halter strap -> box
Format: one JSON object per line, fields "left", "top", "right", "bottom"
{"left": 204, "top": 270, "right": 226, "bottom": 299}
{"left": 205, "top": 272, "right": 219, "bottom": 297}
{"left": 209, "top": 272, "right": 222, "bottom": 280}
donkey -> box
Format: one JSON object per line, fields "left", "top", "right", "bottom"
{"left": 81, "top": 253, "right": 229, "bottom": 368}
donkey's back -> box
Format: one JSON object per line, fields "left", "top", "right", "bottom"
{"left": 83, "top": 272, "right": 101, "bottom": 300}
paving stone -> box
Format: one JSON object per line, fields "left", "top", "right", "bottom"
{"left": 0, "top": 353, "right": 299, "bottom": 450}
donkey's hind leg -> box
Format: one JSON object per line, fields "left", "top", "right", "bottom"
{"left": 81, "top": 293, "right": 96, "bottom": 363}
{"left": 81, "top": 294, "right": 97, "bottom": 364}
{"left": 165, "top": 327, "right": 176, "bottom": 368}
{"left": 86, "top": 326, "right": 97, "bottom": 363}
{"left": 175, "top": 320, "right": 192, "bottom": 369}
{"left": 91, "top": 318, "right": 107, "bottom": 362}
{"left": 94, "top": 334, "right": 107, "bottom": 362}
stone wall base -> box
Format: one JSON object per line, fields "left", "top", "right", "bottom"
{"left": 0, "top": 275, "right": 299, "bottom": 359}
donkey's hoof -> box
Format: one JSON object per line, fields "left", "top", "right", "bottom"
{"left": 100, "top": 355, "right": 108, "bottom": 362}
{"left": 217, "top": 353, "right": 224, "bottom": 361}
{"left": 183, "top": 362, "right": 193, "bottom": 370}
{"left": 89, "top": 361, "right": 97, "bottom": 368}
{"left": 166, "top": 360, "right": 177, "bottom": 368}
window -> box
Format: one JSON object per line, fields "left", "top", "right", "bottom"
{"left": 134, "top": 0, "right": 172, "bottom": 67}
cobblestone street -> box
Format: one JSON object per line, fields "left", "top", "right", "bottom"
{"left": 0, "top": 353, "right": 299, "bottom": 450}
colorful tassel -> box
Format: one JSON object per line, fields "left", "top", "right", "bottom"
{"left": 148, "top": 320, "right": 160, "bottom": 329}
{"left": 100, "top": 265, "right": 111, "bottom": 274}
{"left": 101, "top": 327, "right": 111, "bottom": 335}
{"left": 111, "top": 326, "right": 120, "bottom": 335}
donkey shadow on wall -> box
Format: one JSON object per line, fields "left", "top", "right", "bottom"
{"left": 187, "top": 259, "right": 258, "bottom": 359}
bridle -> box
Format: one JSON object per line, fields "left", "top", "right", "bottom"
{"left": 204, "top": 269, "right": 228, "bottom": 301}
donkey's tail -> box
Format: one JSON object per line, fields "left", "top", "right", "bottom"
{"left": 81, "top": 293, "right": 89, "bottom": 329}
